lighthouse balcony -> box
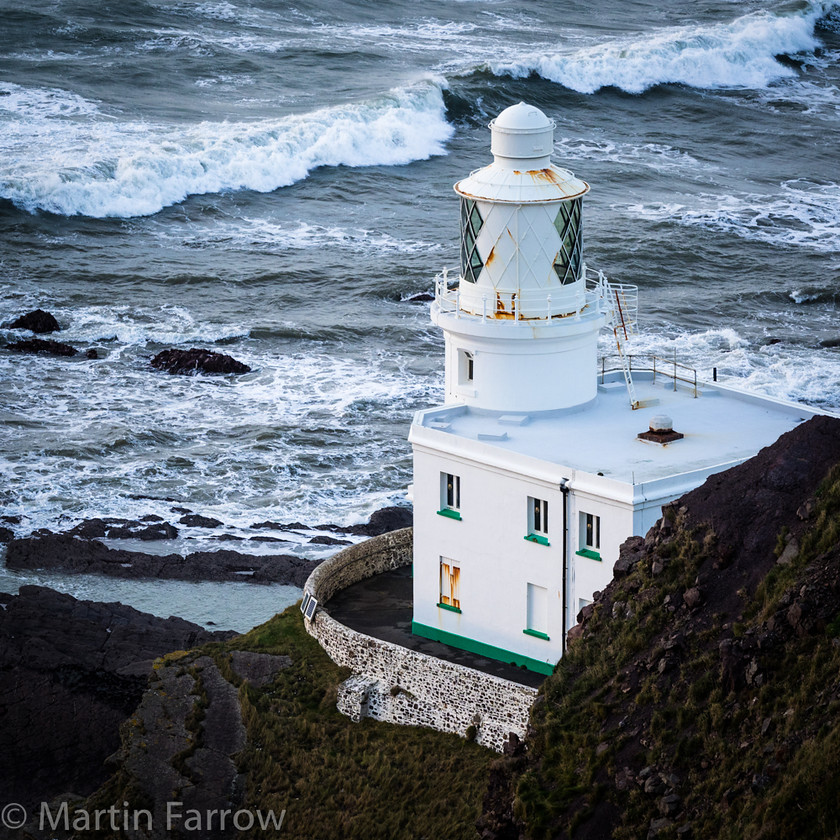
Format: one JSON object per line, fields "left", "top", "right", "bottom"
{"left": 433, "top": 268, "right": 637, "bottom": 327}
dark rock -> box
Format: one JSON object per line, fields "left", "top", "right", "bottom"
{"left": 406, "top": 291, "right": 435, "bottom": 302}
{"left": 0, "top": 526, "right": 14, "bottom": 543}
{"left": 86, "top": 348, "right": 99, "bottom": 359}
{"left": 9, "top": 308, "right": 60, "bottom": 333}
{"left": 614, "top": 535, "right": 646, "bottom": 577}
{"left": 348, "top": 506, "right": 413, "bottom": 536}
{"left": 69, "top": 517, "right": 178, "bottom": 541}
{"left": 229, "top": 650, "right": 292, "bottom": 688}
{"left": 0, "top": 586, "right": 233, "bottom": 811}
{"left": 179, "top": 514, "right": 224, "bottom": 528}
{"left": 6, "top": 532, "right": 316, "bottom": 587}
{"left": 150, "top": 347, "right": 251, "bottom": 375}
{"left": 250, "top": 520, "right": 285, "bottom": 530}
{"left": 309, "top": 534, "right": 352, "bottom": 546}
{"left": 6, "top": 337, "right": 77, "bottom": 356}
{"left": 683, "top": 587, "right": 703, "bottom": 609}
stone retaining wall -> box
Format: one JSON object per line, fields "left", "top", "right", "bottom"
{"left": 303, "top": 529, "right": 538, "bottom": 752}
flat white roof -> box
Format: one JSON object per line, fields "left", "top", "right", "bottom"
{"left": 413, "top": 371, "right": 824, "bottom": 487}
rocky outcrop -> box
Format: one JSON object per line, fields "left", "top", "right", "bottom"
{"left": 5, "top": 338, "right": 77, "bottom": 356}
{"left": 480, "top": 415, "right": 840, "bottom": 840}
{"left": 150, "top": 348, "right": 251, "bottom": 375}
{"left": 0, "top": 586, "right": 234, "bottom": 813}
{"left": 5, "top": 533, "right": 315, "bottom": 586}
{"left": 9, "top": 308, "right": 60, "bottom": 333}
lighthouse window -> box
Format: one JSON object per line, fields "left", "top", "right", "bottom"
{"left": 526, "top": 497, "right": 549, "bottom": 545}
{"left": 553, "top": 198, "right": 583, "bottom": 286}
{"left": 439, "top": 557, "right": 461, "bottom": 611}
{"left": 458, "top": 350, "right": 474, "bottom": 385}
{"left": 438, "top": 472, "right": 461, "bottom": 520}
{"left": 460, "top": 198, "right": 484, "bottom": 284}
{"left": 577, "top": 512, "right": 601, "bottom": 560}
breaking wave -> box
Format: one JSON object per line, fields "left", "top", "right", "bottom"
{"left": 0, "top": 80, "right": 453, "bottom": 218}
{"left": 624, "top": 180, "right": 840, "bottom": 253}
{"left": 486, "top": 2, "right": 837, "bottom": 94}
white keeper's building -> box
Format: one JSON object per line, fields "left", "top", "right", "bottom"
{"left": 408, "top": 102, "right": 822, "bottom": 675}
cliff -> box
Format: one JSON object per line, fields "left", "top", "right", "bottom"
{"left": 480, "top": 414, "right": 840, "bottom": 839}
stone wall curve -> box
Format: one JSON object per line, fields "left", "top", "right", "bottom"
{"left": 302, "top": 528, "right": 537, "bottom": 753}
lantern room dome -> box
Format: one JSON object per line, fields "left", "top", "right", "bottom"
{"left": 490, "top": 102, "right": 555, "bottom": 169}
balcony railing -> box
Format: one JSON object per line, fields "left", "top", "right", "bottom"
{"left": 600, "top": 354, "right": 699, "bottom": 398}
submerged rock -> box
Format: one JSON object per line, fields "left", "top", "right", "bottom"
{"left": 150, "top": 347, "right": 251, "bottom": 375}
{"left": 9, "top": 308, "right": 60, "bottom": 333}
{"left": 5, "top": 337, "right": 77, "bottom": 356}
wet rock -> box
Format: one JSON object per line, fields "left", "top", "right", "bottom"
{"left": 150, "top": 347, "right": 251, "bottom": 375}
{"left": 309, "top": 534, "right": 352, "bottom": 546}
{"left": 179, "top": 513, "right": 223, "bottom": 528}
{"left": 5, "top": 532, "right": 316, "bottom": 587}
{"left": 9, "top": 308, "right": 60, "bottom": 333}
{"left": 405, "top": 291, "right": 435, "bottom": 302}
{"left": 0, "top": 526, "right": 14, "bottom": 543}
{"left": 6, "top": 337, "right": 77, "bottom": 356}
{"left": 69, "top": 518, "right": 179, "bottom": 541}
{"left": 348, "top": 506, "right": 413, "bottom": 536}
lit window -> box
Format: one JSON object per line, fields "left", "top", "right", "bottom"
{"left": 439, "top": 557, "right": 461, "bottom": 611}
{"left": 525, "top": 497, "right": 549, "bottom": 545}
{"left": 460, "top": 198, "right": 484, "bottom": 283}
{"left": 577, "top": 512, "right": 601, "bottom": 559}
{"left": 438, "top": 472, "right": 461, "bottom": 520}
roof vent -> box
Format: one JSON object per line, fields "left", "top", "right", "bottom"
{"left": 638, "top": 414, "right": 684, "bottom": 445}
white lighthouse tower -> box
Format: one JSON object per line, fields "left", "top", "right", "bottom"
{"left": 409, "top": 103, "right": 823, "bottom": 676}
{"left": 435, "top": 102, "right": 602, "bottom": 413}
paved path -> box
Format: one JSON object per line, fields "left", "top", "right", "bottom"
{"left": 326, "top": 566, "right": 546, "bottom": 689}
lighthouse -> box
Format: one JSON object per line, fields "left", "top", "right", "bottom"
{"left": 409, "top": 103, "right": 823, "bottom": 676}
{"left": 434, "top": 102, "right": 603, "bottom": 413}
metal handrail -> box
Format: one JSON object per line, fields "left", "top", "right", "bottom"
{"left": 600, "top": 354, "right": 699, "bottom": 398}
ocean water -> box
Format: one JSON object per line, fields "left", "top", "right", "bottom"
{"left": 1, "top": 0, "right": 839, "bottom": 619}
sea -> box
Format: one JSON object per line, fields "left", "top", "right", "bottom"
{"left": 1, "top": 0, "right": 839, "bottom": 630}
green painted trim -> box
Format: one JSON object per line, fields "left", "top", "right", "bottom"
{"left": 524, "top": 534, "right": 550, "bottom": 546}
{"left": 437, "top": 508, "right": 462, "bottom": 521}
{"left": 412, "top": 621, "right": 554, "bottom": 676}
{"left": 523, "top": 628, "right": 550, "bottom": 641}
{"left": 576, "top": 548, "right": 602, "bottom": 561}
{"left": 437, "top": 602, "right": 462, "bottom": 614}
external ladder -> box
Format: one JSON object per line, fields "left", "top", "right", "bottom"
{"left": 595, "top": 270, "right": 640, "bottom": 410}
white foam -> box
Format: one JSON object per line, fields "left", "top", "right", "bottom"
{"left": 554, "top": 135, "right": 709, "bottom": 174}
{"left": 612, "top": 327, "right": 840, "bottom": 410}
{"left": 159, "top": 219, "right": 443, "bottom": 256}
{"left": 624, "top": 180, "right": 840, "bottom": 253}
{"left": 0, "top": 80, "right": 453, "bottom": 218}
{"left": 487, "top": 4, "right": 833, "bottom": 94}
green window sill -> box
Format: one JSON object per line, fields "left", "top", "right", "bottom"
{"left": 576, "top": 548, "right": 602, "bottom": 561}
{"left": 523, "top": 628, "right": 550, "bottom": 641}
{"left": 437, "top": 602, "right": 462, "bottom": 614}
{"left": 524, "top": 534, "right": 550, "bottom": 546}
{"left": 437, "top": 508, "right": 461, "bottom": 521}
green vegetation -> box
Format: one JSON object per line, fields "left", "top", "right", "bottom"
{"left": 82, "top": 607, "right": 494, "bottom": 840}
{"left": 514, "top": 464, "right": 840, "bottom": 840}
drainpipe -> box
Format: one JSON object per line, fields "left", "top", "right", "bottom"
{"left": 560, "top": 478, "right": 570, "bottom": 656}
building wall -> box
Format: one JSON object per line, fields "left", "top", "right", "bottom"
{"left": 302, "top": 529, "right": 538, "bottom": 753}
